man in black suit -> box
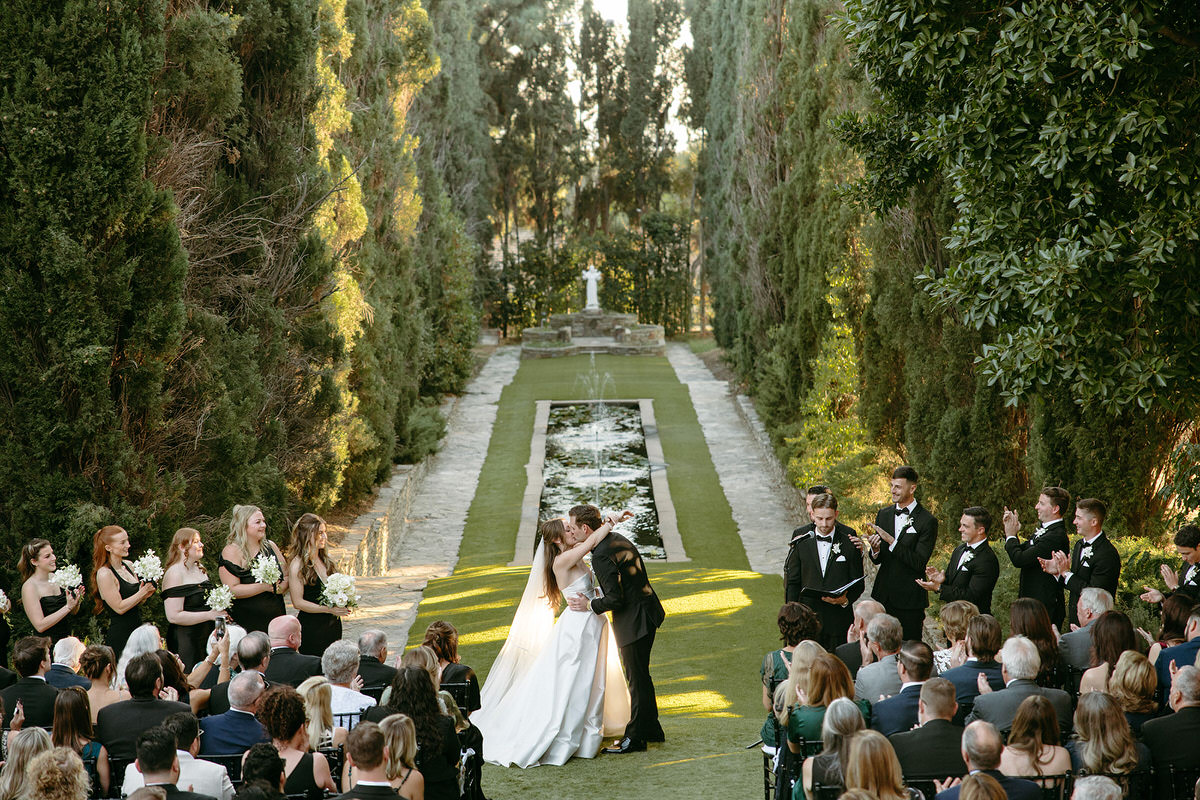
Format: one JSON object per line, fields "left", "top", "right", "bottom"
{"left": 98, "top": 653, "right": 191, "bottom": 760}
{"left": 785, "top": 494, "right": 864, "bottom": 650}
{"left": 356, "top": 629, "right": 397, "bottom": 691}
{"left": 834, "top": 600, "right": 885, "bottom": 677}
{"left": 264, "top": 615, "right": 321, "bottom": 687}
{"left": 47, "top": 636, "right": 91, "bottom": 690}
{"left": 862, "top": 465, "right": 939, "bottom": 640}
{"left": 566, "top": 504, "right": 666, "bottom": 753}
{"left": 336, "top": 721, "right": 404, "bottom": 799}
{"left": 934, "top": 721, "right": 1040, "bottom": 800}
{"left": 1143, "top": 664, "right": 1200, "bottom": 797}
{"left": 889, "top": 677, "right": 967, "bottom": 780}
{"left": 134, "top": 725, "right": 217, "bottom": 800}
{"left": 1003, "top": 487, "right": 1072, "bottom": 627}
{"left": 872, "top": 640, "right": 933, "bottom": 736}
{"left": 206, "top": 631, "right": 270, "bottom": 715}
{"left": 917, "top": 507, "right": 1000, "bottom": 615}
{"left": 0, "top": 635, "right": 59, "bottom": 728}
{"left": 1039, "top": 498, "right": 1121, "bottom": 626}
{"left": 784, "top": 484, "right": 830, "bottom": 597}
{"left": 1140, "top": 524, "right": 1200, "bottom": 606}
{"left": 939, "top": 614, "right": 1004, "bottom": 725}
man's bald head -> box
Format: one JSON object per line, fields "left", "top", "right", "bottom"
{"left": 854, "top": 600, "right": 885, "bottom": 623}
{"left": 268, "top": 615, "right": 302, "bottom": 650}
{"left": 962, "top": 721, "right": 1002, "bottom": 770}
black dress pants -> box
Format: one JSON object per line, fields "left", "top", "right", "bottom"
{"left": 893, "top": 608, "right": 926, "bottom": 642}
{"left": 618, "top": 628, "right": 663, "bottom": 742}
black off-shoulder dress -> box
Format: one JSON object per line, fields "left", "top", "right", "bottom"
{"left": 38, "top": 590, "right": 73, "bottom": 643}
{"left": 163, "top": 579, "right": 214, "bottom": 670}
{"left": 219, "top": 547, "right": 285, "bottom": 634}
{"left": 103, "top": 565, "right": 143, "bottom": 659}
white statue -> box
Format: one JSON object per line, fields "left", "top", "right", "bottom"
{"left": 582, "top": 265, "right": 602, "bottom": 311}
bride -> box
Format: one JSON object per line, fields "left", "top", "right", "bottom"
{"left": 472, "top": 513, "right": 631, "bottom": 767}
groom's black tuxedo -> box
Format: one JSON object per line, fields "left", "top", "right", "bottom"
{"left": 870, "top": 502, "right": 938, "bottom": 640}
{"left": 938, "top": 540, "right": 1000, "bottom": 615}
{"left": 1062, "top": 531, "right": 1121, "bottom": 626}
{"left": 590, "top": 531, "right": 665, "bottom": 743}
{"left": 1004, "top": 519, "right": 1070, "bottom": 626}
{"left": 785, "top": 522, "right": 863, "bottom": 649}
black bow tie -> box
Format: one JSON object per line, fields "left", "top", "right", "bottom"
{"left": 896, "top": 507, "right": 910, "bottom": 516}
{"left": 817, "top": 535, "right": 833, "bottom": 543}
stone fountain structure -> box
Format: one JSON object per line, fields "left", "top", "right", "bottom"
{"left": 520, "top": 268, "right": 666, "bottom": 358}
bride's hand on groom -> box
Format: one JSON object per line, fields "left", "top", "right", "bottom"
{"left": 606, "top": 510, "right": 634, "bottom": 527}
{"left": 566, "top": 593, "right": 591, "bottom": 612}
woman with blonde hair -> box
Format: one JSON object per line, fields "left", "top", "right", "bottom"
{"left": 1107, "top": 650, "right": 1162, "bottom": 735}
{"left": 799, "top": 697, "right": 865, "bottom": 800}
{"left": 1000, "top": 695, "right": 1070, "bottom": 781}
{"left": 774, "top": 640, "right": 825, "bottom": 729}
{"left": 161, "top": 527, "right": 227, "bottom": 670}
{"left": 27, "top": 746, "right": 89, "bottom": 800}
{"left": 79, "top": 645, "right": 128, "bottom": 722}
{"left": 958, "top": 772, "right": 1006, "bottom": 800}
{"left": 1066, "top": 691, "right": 1150, "bottom": 776}
{"left": 92, "top": 525, "right": 156, "bottom": 659}
{"left": 381, "top": 713, "right": 426, "bottom": 800}
{"left": 842, "top": 729, "right": 919, "bottom": 800}
{"left": 218, "top": 504, "right": 288, "bottom": 633}
{"left": 0, "top": 727, "right": 52, "bottom": 800}
{"left": 287, "top": 513, "right": 349, "bottom": 657}
{"left": 297, "top": 675, "right": 348, "bottom": 750}
{"left": 786, "top": 652, "right": 867, "bottom": 751}
{"left": 19, "top": 538, "right": 83, "bottom": 643}
{"left": 934, "top": 600, "right": 979, "bottom": 674}
{"left": 381, "top": 646, "right": 440, "bottom": 707}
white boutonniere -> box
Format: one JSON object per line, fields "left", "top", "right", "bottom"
{"left": 959, "top": 550, "right": 975, "bottom": 566}
{"left": 1186, "top": 568, "right": 1198, "bottom": 585}
{"left": 1080, "top": 546, "right": 1093, "bottom": 562}
{"left": 832, "top": 543, "right": 842, "bottom": 556}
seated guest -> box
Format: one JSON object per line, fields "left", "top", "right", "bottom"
{"left": 787, "top": 651, "right": 868, "bottom": 751}
{"left": 761, "top": 603, "right": 816, "bottom": 748}
{"left": 48, "top": 637, "right": 91, "bottom": 689}
{"left": 1156, "top": 602, "right": 1200, "bottom": 701}
{"left": 940, "top": 615, "right": 1005, "bottom": 724}
{"left": 1069, "top": 775, "right": 1122, "bottom": 800}
{"left": 97, "top": 653, "right": 192, "bottom": 761}
{"left": 297, "top": 676, "right": 348, "bottom": 750}
{"left": 398, "top": 647, "right": 440, "bottom": 693}
{"left": 207, "top": 631, "right": 271, "bottom": 715}
{"left": 322, "top": 640, "right": 375, "bottom": 721}
{"left": 157, "top": 650, "right": 195, "bottom": 709}
{"left": 843, "top": 729, "right": 921, "bottom": 800}
{"left": 1065, "top": 692, "right": 1150, "bottom": 775}
{"left": 873, "top": 641, "right": 933, "bottom": 736}
{"left": 264, "top": 616, "right": 322, "bottom": 688}
{"left": 1079, "top": 611, "right": 1136, "bottom": 695}
{"left": 934, "top": 721, "right": 1039, "bottom": 800}
{"left": 1143, "top": 665, "right": 1200, "bottom": 796}
{"left": 954, "top": 773, "right": 1006, "bottom": 800}
{"left": 362, "top": 668, "right": 459, "bottom": 800}
{"left": 855, "top": 614, "right": 904, "bottom": 704}
{"left": 0, "top": 636, "right": 59, "bottom": 728}
{"left": 1058, "top": 589, "right": 1113, "bottom": 671}
{"left": 888, "top": 678, "right": 968, "bottom": 780}
{"left": 241, "top": 742, "right": 286, "bottom": 795}
{"left": 256, "top": 685, "right": 336, "bottom": 800}
{"left": 1143, "top": 591, "right": 1191, "bottom": 665}
{"left": 1106, "top": 651, "right": 1162, "bottom": 735}
{"left": 338, "top": 721, "right": 406, "bottom": 799}
{"left": 199, "top": 671, "right": 271, "bottom": 755}
{"left": 999, "top": 696, "right": 1070, "bottom": 781}
{"left": 27, "top": 746, "right": 89, "bottom": 800}
{"left": 800, "top": 696, "right": 866, "bottom": 800}
{"left": 0, "top": 727, "right": 51, "bottom": 800}
{"left": 133, "top": 726, "right": 214, "bottom": 800}
{"left": 115, "top": 624, "right": 166, "bottom": 691}
{"left": 52, "top": 686, "right": 109, "bottom": 796}
{"left": 967, "top": 636, "right": 1072, "bottom": 736}
{"left": 80, "top": 645, "right": 129, "bottom": 724}
{"left": 1009, "top": 598, "right": 1060, "bottom": 686}
{"left": 122, "top": 711, "right": 236, "bottom": 800}
{"left": 933, "top": 601, "right": 979, "bottom": 675}
{"left": 357, "top": 629, "right": 399, "bottom": 693}
{"left": 776, "top": 640, "right": 824, "bottom": 746}
{"left": 424, "top": 621, "right": 481, "bottom": 714}
{"left": 836, "top": 600, "right": 885, "bottom": 677}
{"left": 380, "top": 713, "right": 425, "bottom": 800}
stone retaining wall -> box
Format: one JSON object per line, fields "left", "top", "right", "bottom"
{"left": 331, "top": 459, "right": 430, "bottom": 576}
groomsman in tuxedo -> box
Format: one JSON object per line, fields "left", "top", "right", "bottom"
{"left": 1140, "top": 524, "right": 1200, "bottom": 605}
{"left": 1039, "top": 498, "right": 1121, "bottom": 627}
{"left": 916, "top": 507, "right": 1000, "bottom": 615}
{"left": 784, "top": 485, "right": 831, "bottom": 603}
{"left": 1003, "top": 487, "right": 1072, "bottom": 627}
{"left": 785, "top": 493, "right": 864, "bottom": 650}
{"left": 861, "top": 466, "right": 939, "bottom": 641}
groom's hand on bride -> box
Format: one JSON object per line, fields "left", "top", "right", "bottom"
{"left": 566, "top": 593, "right": 591, "bottom": 612}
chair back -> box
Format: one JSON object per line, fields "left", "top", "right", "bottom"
{"left": 318, "top": 744, "right": 345, "bottom": 792}
{"left": 361, "top": 684, "right": 387, "bottom": 703}
{"left": 810, "top": 781, "right": 842, "bottom": 800}
{"left": 198, "top": 752, "right": 245, "bottom": 785}
{"left": 1077, "top": 769, "right": 1150, "bottom": 799}
{"left": 441, "top": 680, "right": 472, "bottom": 717}
{"left": 103, "top": 757, "right": 134, "bottom": 799}
{"left": 1167, "top": 765, "right": 1200, "bottom": 800}
{"left": 333, "top": 711, "right": 362, "bottom": 730}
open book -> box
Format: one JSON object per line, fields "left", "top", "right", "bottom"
{"left": 800, "top": 576, "right": 864, "bottom": 600}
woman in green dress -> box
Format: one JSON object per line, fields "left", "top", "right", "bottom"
{"left": 761, "top": 603, "right": 820, "bottom": 747}
{"left": 787, "top": 653, "right": 871, "bottom": 753}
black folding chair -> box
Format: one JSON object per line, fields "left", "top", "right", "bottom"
{"left": 441, "top": 680, "right": 472, "bottom": 717}
{"left": 1167, "top": 765, "right": 1200, "bottom": 800}
{"left": 811, "top": 780, "right": 842, "bottom": 800}
{"left": 198, "top": 752, "right": 244, "bottom": 786}
{"left": 1076, "top": 769, "right": 1150, "bottom": 799}
{"left": 103, "top": 757, "right": 134, "bottom": 799}
{"left": 333, "top": 711, "right": 362, "bottom": 730}
{"left": 361, "top": 684, "right": 387, "bottom": 703}
{"left": 318, "top": 745, "right": 345, "bottom": 792}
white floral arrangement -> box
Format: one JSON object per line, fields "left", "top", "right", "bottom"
{"left": 960, "top": 550, "right": 975, "bottom": 566}
{"left": 250, "top": 552, "right": 281, "bottom": 585}
{"left": 205, "top": 584, "right": 235, "bottom": 612}
{"left": 831, "top": 543, "right": 842, "bottom": 556}
{"left": 131, "top": 551, "right": 163, "bottom": 584}
{"left": 0, "top": 588, "right": 8, "bottom": 613}
{"left": 49, "top": 564, "right": 83, "bottom": 590}
{"left": 320, "top": 573, "right": 360, "bottom": 609}
{"left": 1080, "top": 546, "right": 1094, "bottom": 562}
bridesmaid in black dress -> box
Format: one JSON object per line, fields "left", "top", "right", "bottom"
{"left": 19, "top": 538, "right": 83, "bottom": 644}
{"left": 162, "top": 527, "right": 227, "bottom": 670}
{"left": 92, "top": 525, "right": 156, "bottom": 659}
{"left": 218, "top": 504, "right": 288, "bottom": 634}
{"left": 287, "top": 513, "right": 350, "bottom": 658}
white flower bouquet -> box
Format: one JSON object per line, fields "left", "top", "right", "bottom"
{"left": 0, "top": 588, "right": 8, "bottom": 613}
{"left": 131, "top": 551, "right": 163, "bottom": 584}
{"left": 205, "top": 584, "right": 235, "bottom": 613}
{"left": 49, "top": 564, "right": 83, "bottom": 591}
{"left": 319, "top": 573, "right": 360, "bottom": 609}
{"left": 250, "top": 552, "right": 281, "bottom": 585}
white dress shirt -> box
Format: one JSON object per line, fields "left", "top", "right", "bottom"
{"left": 122, "top": 750, "right": 236, "bottom": 800}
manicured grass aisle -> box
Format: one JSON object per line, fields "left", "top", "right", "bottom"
{"left": 407, "top": 355, "right": 784, "bottom": 799}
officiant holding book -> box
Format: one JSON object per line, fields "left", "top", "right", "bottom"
{"left": 784, "top": 493, "right": 864, "bottom": 650}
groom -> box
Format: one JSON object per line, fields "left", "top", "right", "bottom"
{"left": 566, "top": 503, "right": 666, "bottom": 753}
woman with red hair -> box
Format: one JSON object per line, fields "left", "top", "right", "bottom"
{"left": 91, "top": 526, "right": 155, "bottom": 658}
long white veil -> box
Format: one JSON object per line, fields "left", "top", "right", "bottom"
{"left": 477, "top": 544, "right": 557, "bottom": 710}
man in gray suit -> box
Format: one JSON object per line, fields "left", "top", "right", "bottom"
{"left": 855, "top": 613, "right": 904, "bottom": 704}
{"left": 1058, "top": 587, "right": 1113, "bottom": 670}
{"left": 966, "top": 635, "right": 1072, "bottom": 736}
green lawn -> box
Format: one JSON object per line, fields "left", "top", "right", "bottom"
{"left": 407, "top": 354, "right": 782, "bottom": 799}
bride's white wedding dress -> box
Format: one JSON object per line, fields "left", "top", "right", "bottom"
{"left": 473, "top": 562, "right": 631, "bottom": 767}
